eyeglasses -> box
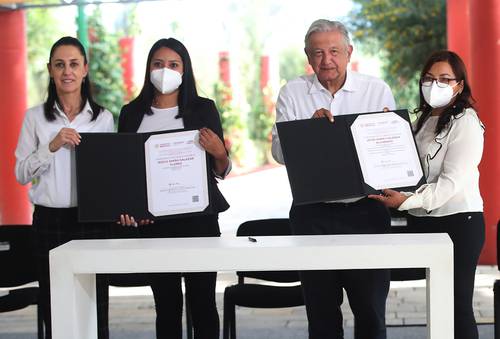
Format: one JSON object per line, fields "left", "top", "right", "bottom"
{"left": 420, "top": 76, "right": 458, "bottom": 88}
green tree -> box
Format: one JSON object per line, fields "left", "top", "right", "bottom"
{"left": 349, "top": 0, "right": 447, "bottom": 110}
{"left": 26, "top": 6, "right": 63, "bottom": 106}
{"left": 239, "top": 0, "right": 278, "bottom": 165}
{"left": 247, "top": 83, "right": 275, "bottom": 165}
{"left": 87, "top": 7, "right": 125, "bottom": 118}
{"left": 279, "top": 47, "right": 307, "bottom": 83}
{"left": 213, "top": 81, "right": 244, "bottom": 164}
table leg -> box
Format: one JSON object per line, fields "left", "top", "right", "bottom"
{"left": 426, "top": 254, "right": 454, "bottom": 339}
{"left": 50, "top": 252, "right": 97, "bottom": 339}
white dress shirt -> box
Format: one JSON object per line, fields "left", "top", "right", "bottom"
{"left": 137, "top": 106, "right": 232, "bottom": 179}
{"left": 15, "top": 102, "right": 115, "bottom": 208}
{"left": 398, "top": 108, "right": 484, "bottom": 217}
{"left": 272, "top": 70, "right": 396, "bottom": 164}
{"left": 271, "top": 71, "right": 396, "bottom": 203}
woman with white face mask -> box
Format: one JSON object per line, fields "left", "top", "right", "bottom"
{"left": 115, "top": 38, "right": 230, "bottom": 339}
{"left": 369, "top": 50, "right": 484, "bottom": 339}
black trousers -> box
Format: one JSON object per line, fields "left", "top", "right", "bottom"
{"left": 111, "top": 214, "right": 220, "bottom": 339}
{"left": 32, "top": 205, "right": 110, "bottom": 339}
{"left": 407, "top": 212, "right": 485, "bottom": 339}
{"left": 289, "top": 198, "right": 391, "bottom": 339}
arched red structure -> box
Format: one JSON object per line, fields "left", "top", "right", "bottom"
{"left": 470, "top": 0, "right": 500, "bottom": 264}
{"left": 448, "top": 0, "right": 500, "bottom": 264}
{"left": 0, "top": 10, "right": 32, "bottom": 225}
{"left": 447, "top": 0, "right": 471, "bottom": 72}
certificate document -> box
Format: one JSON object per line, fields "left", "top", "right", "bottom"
{"left": 275, "top": 109, "right": 425, "bottom": 204}
{"left": 144, "top": 130, "right": 209, "bottom": 216}
{"left": 350, "top": 112, "right": 423, "bottom": 190}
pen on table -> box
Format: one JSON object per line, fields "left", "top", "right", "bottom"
{"left": 248, "top": 237, "right": 257, "bottom": 243}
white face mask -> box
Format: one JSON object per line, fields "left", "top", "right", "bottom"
{"left": 421, "top": 82, "right": 458, "bottom": 108}
{"left": 150, "top": 68, "right": 182, "bottom": 94}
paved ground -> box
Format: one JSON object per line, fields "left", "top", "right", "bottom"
{"left": 0, "top": 266, "right": 497, "bottom": 338}
{"left": 0, "top": 167, "right": 497, "bottom": 338}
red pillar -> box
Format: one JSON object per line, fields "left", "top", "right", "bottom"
{"left": 218, "top": 51, "right": 231, "bottom": 87}
{"left": 0, "top": 10, "right": 32, "bottom": 225}
{"left": 447, "top": 0, "right": 471, "bottom": 72}
{"left": 470, "top": 0, "right": 500, "bottom": 264}
{"left": 119, "top": 37, "right": 134, "bottom": 102}
{"left": 350, "top": 61, "right": 359, "bottom": 72}
{"left": 260, "top": 55, "right": 269, "bottom": 90}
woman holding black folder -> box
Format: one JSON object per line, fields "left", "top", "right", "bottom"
{"left": 116, "top": 38, "right": 230, "bottom": 339}
{"left": 369, "top": 50, "right": 484, "bottom": 339}
{"left": 14, "top": 36, "right": 114, "bottom": 339}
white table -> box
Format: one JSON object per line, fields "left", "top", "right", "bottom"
{"left": 49, "top": 233, "right": 453, "bottom": 339}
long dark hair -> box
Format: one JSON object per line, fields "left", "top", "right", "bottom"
{"left": 414, "top": 50, "right": 476, "bottom": 135}
{"left": 129, "top": 38, "right": 199, "bottom": 117}
{"left": 44, "top": 36, "right": 103, "bottom": 121}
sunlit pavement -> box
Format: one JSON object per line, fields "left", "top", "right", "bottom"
{"left": 0, "top": 167, "right": 497, "bottom": 338}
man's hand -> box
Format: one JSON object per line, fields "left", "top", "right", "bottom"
{"left": 311, "top": 108, "right": 334, "bottom": 122}
{"left": 368, "top": 189, "right": 408, "bottom": 209}
{"left": 117, "top": 214, "right": 154, "bottom": 227}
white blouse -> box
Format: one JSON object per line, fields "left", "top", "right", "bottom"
{"left": 137, "top": 106, "right": 183, "bottom": 133}
{"left": 398, "top": 108, "right": 484, "bottom": 217}
{"left": 15, "top": 102, "right": 115, "bottom": 208}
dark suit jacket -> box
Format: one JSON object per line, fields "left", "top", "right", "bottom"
{"left": 118, "top": 97, "right": 230, "bottom": 216}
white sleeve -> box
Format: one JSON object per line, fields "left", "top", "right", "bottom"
{"left": 398, "top": 114, "right": 483, "bottom": 211}
{"left": 14, "top": 111, "right": 54, "bottom": 185}
{"left": 382, "top": 82, "right": 396, "bottom": 110}
{"left": 103, "top": 110, "right": 115, "bottom": 132}
{"left": 271, "top": 87, "right": 296, "bottom": 164}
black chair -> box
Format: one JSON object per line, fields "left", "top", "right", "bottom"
{"left": 493, "top": 220, "right": 500, "bottom": 339}
{"left": 0, "top": 225, "right": 44, "bottom": 339}
{"left": 223, "top": 219, "right": 304, "bottom": 339}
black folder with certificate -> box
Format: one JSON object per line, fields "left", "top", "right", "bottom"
{"left": 75, "top": 129, "right": 211, "bottom": 222}
{"left": 276, "top": 109, "right": 425, "bottom": 205}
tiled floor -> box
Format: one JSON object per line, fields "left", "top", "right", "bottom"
{"left": 1, "top": 266, "right": 497, "bottom": 338}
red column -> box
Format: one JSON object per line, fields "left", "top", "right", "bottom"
{"left": 119, "top": 37, "right": 134, "bottom": 102}
{"left": 350, "top": 61, "right": 359, "bottom": 72}
{"left": 260, "top": 55, "right": 269, "bottom": 90}
{"left": 0, "top": 10, "right": 32, "bottom": 225}
{"left": 447, "top": 0, "right": 471, "bottom": 72}
{"left": 218, "top": 51, "right": 231, "bottom": 87}
{"left": 470, "top": 0, "right": 500, "bottom": 264}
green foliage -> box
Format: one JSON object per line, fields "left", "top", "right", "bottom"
{"left": 248, "top": 85, "right": 273, "bottom": 143}
{"left": 122, "top": 4, "right": 141, "bottom": 37}
{"left": 26, "top": 5, "right": 63, "bottom": 106}
{"left": 279, "top": 47, "right": 307, "bottom": 83}
{"left": 239, "top": 3, "right": 276, "bottom": 164}
{"left": 349, "top": 0, "right": 447, "bottom": 109}
{"left": 213, "top": 81, "right": 244, "bottom": 163}
{"left": 87, "top": 7, "right": 125, "bottom": 118}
